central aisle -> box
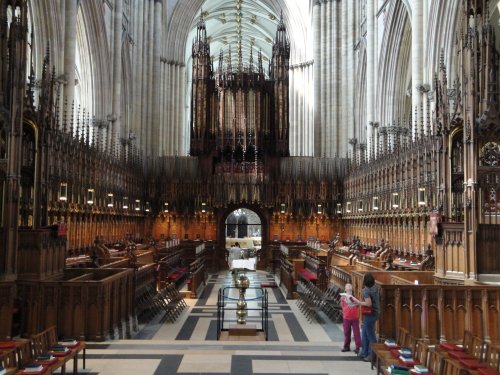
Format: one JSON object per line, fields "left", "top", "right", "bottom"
{"left": 82, "top": 271, "right": 374, "bottom": 374}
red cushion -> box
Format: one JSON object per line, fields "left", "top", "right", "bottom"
{"left": 478, "top": 368, "right": 500, "bottom": 375}
{"left": 459, "top": 359, "right": 488, "bottom": 369}
{"left": 384, "top": 343, "right": 400, "bottom": 350}
{"left": 398, "top": 359, "right": 418, "bottom": 367}
{"left": 440, "top": 343, "right": 464, "bottom": 352}
{"left": 448, "top": 351, "right": 474, "bottom": 360}
{"left": 390, "top": 349, "right": 400, "bottom": 358}
{"left": 299, "top": 269, "right": 316, "bottom": 280}
{"left": 0, "top": 341, "right": 16, "bottom": 349}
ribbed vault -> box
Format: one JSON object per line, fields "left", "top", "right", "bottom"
{"left": 166, "top": 0, "right": 310, "bottom": 64}
{"left": 186, "top": 0, "right": 281, "bottom": 69}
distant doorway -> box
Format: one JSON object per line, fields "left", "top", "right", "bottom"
{"left": 225, "top": 208, "right": 262, "bottom": 253}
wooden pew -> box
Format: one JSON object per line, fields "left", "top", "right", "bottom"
{"left": 279, "top": 255, "right": 295, "bottom": 299}
{"left": 30, "top": 325, "right": 86, "bottom": 375}
{"left": 348, "top": 270, "right": 500, "bottom": 344}
{"left": 157, "top": 250, "right": 187, "bottom": 288}
{"left": 0, "top": 347, "right": 17, "bottom": 375}
{"left": 187, "top": 258, "right": 207, "bottom": 298}
{"left": 297, "top": 253, "right": 328, "bottom": 291}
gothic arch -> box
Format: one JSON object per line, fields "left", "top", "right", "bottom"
{"left": 121, "top": 40, "right": 133, "bottom": 142}
{"left": 167, "top": 0, "right": 309, "bottom": 64}
{"left": 426, "top": 1, "right": 461, "bottom": 82}
{"left": 28, "top": 1, "right": 111, "bottom": 123}
{"left": 216, "top": 204, "right": 270, "bottom": 257}
{"left": 78, "top": 1, "right": 111, "bottom": 121}
{"left": 354, "top": 43, "right": 367, "bottom": 144}
{"left": 28, "top": 0, "right": 65, "bottom": 76}
{"left": 377, "top": 0, "right": 412, "bottom": 127}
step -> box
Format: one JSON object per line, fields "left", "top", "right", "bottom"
{"left": 228, "top": 323, "right": 258, "bottom": 336}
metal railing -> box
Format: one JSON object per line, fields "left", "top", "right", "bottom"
{"left": 216, "top": 286, "right": 269, "bottom": 340}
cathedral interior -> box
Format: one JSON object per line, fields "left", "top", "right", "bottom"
{"left": 1, "top": 0, "right": 500, "bottom": 374}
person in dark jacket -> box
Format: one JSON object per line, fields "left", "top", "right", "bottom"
{"left": 357, "top": 272, "right": 380, "bottom": 362}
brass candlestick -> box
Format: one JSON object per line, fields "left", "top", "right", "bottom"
{"left": 234, "top": 273, "right": 250, "bottom": 324}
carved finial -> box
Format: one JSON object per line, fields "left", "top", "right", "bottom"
{"left": 86, "top": 111, "right": 90, "bottom": 145}
{"left": 227, "top": 45, "right": 232, "bottom": 72}
{"left": 76, "top": 105, "right": 81, "bottom": 139}
{"left": 62, "top": 97, "right": 68, "bottom": 133}
{"left": 439, "top": 48, "right": 445, "bottom": 71}
{"left": 70, "top": 100, "right": 75, "bottom": 136}
{"left": 218, "top": 49, "right": 224, "bottom": 72}
{"left": 249, "top": 43, "right": 254, "bottom": 72}
{"left": 258, "top": 49, "right": 263, "bottom": 74}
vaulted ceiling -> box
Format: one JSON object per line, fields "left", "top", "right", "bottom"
{"left": 185, "top": 0, "right": 281, "bottom": 70}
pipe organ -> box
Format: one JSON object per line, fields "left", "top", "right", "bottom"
{"left": 190, "top": 13, "right": 290, "bottom": 168}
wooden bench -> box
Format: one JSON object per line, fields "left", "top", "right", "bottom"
{"left": 279, "top": 256, "right": 296, "bottom": 299}
{"left": 157, "top": 251, "right": 187, "bottom": 288}
{"left": 297, "top": 255, "right": 319, "bottom": 283}
{"left": 0, "top": 347, "right": 17, "bottom": 375}
{"left": 372, "top": 328, "right": 498, "bottom": 375}
{"left": 30, "top": 326, "right": 86, "bottom": 375}
{"left": 187, "top": 258, "right": 207, "bottom": 298}
{"left": 297, "top": 253, "right": 328, "bottom": 291}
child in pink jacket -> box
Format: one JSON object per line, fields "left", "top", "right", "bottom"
{"left": 340, "top": 283, "right": 361, "bottom": 353}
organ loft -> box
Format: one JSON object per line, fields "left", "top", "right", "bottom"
{"left": 0, "top": 0, "right": 500, "bottom": 374}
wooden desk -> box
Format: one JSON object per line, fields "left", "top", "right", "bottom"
{"left": 0, "top": 346, "right": 17, "bottom": 375}
{"left": 393, "top": 259, "right": 422, "bottom": 271}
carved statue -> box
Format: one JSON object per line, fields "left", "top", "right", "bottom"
{"left": 421, "top": 245, "right": 435, "bottom": 271}
{"left": 384, "top": 253, "right": 395, "bottom": 271}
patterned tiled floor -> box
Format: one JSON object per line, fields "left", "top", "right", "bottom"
{"left": 79, "top": 270, "right": 374, "bottom": 374}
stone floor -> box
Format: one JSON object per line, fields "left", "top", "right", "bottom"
{"left": 78, "top": 270, "right": 373, "bottom": 374}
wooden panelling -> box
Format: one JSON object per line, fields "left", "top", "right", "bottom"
{"left": 17, "top": 268, "right": 135, "bottom": 341}
{"left": 350, "top": 270, "right": 500, "bottom": 342}
{"left": 477, "top": 224, "right": 500, "bottom": 274}
{"left": 0, "top": 281, "right": 15, "bottom": 338}
{"left": 17, "top": 229, "right": 66, "bottom": 280}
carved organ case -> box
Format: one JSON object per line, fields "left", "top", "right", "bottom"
{"left": 190, "top": 14, "right": 290, "bottom": 168}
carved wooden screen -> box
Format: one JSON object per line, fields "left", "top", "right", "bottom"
{"left": 478, "top": 142, "right": 500, "bottom": 225}
{"left": 19, "top": 123, "right": 36, "bottom": 227}
{"left": 450, "top": 133, "right": 464, "bottom": 222}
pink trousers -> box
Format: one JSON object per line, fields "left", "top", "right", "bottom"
{"left": 343, "top": 318, "right": 361, "bottom": 349}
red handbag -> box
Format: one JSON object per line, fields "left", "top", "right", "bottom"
{"left": 361, "top": 305, "right": 373, "bottom": 315}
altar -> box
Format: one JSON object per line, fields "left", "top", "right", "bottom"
{"left": 230, "top": 258, "right": 257, "bottom": 271}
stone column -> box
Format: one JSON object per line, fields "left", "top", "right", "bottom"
{"left": 140, "top": 0, "right": 150, "bottom": 155}
{"left": 152, "top": 0, "right": 162, "bottom": 157}
{"left": 308, "top": 63, "right": 314, "bottom": 155}
{"left": 347, "top": 0, "right": 355, "bottom": 156}
{"left": 366, "top": 0, "right": 375, "bottom": 156}
{"left": 320, "top": 3, "right": 327, "bottom": 156}
{"left": 63, "top": 0, "right": 78, "bottom": 131}
{"left": 181, "top": 67, "right": 187, "bottom": 154}
{"left": 332, "top": 0, "right": 340, "bottom": 156}
{"left": 341, "top": 0, "right": 348, "bottom": 157}
{"left": 133, "top": 0, "right": 144, "bottom": 152}
{"left": 147, "top": 0, "right": 154, "bottom": 159}
{"left": 326, "top": 0, "right": 332, "bottom": 156}
{"left": 313, "top": 1, "right": 321, "bottom": 156}
{"left": 412, "top": 0, "right": 423, "bottom": 140}
{"left": 166, "top": 64, "right": 173, "bottom": 155}
{"left": 112, "top": 0, "right": 123, "bottom": 153}
{"left": 290, "top": 67, "right": 296, "bottom": 155}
